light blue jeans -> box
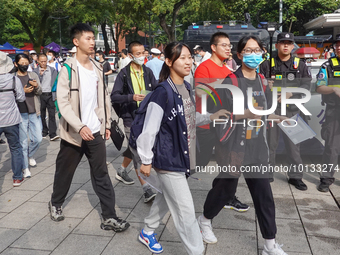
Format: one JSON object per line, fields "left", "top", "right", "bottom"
{"left": 19, "top": 113, "right": 42, "bottom": 169}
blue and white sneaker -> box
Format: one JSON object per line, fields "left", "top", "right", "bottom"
{"left": 138, "top": 229, "right": 163, "bottom": 253}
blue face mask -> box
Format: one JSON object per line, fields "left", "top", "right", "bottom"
{"left": 95, "top": 56, "right": 100, "bottom": 61}
{"left": 196, "top": 54, "right": 201, "bottom": 58}
{"left": 242, "top": 53, "right": 263, "bottom": 69}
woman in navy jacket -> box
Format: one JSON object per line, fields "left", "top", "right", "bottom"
{"left": 137, "top": 42, "right": 205, "bottom": 255}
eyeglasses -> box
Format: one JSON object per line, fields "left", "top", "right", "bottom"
{"left": 215, "top": 43, "right": 233, "bottom": 49}
{"left": 242, "top": 48, "right": 264, "bottom": 55}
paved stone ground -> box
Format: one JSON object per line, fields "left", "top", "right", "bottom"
{"left": 0, "top": 77, "right": 339, "bottom": 254}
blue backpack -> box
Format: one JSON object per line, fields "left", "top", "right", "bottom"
{"left": 129, "top": 84, "right": 174, "bottom": 150}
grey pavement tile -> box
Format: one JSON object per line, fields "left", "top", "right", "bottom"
{"left": 191, "top": 189, "right": 211, "bottom": 213}
{"left": 0, "top": 190, "right": 39, "bottom": 213}
{"left": 0, "top": 176, "right": 14, "bottom": 195}
{"left": 0, "top": 212, "right": 7, "bottom": 219}
{"left": 63, "top": 193, "right": 100, "bottom": 218}
{"left": 299, "top": 208, "right": 340, "bottom": 239}
{"left": 157, "top": 241, "right": 192, "bottom": 255}
{"left": 0, "top": 171, "right": 8, "bottom": 178}
{"left": 212, "top": 207, "right": 256, "bottom": 231}
{"left": 72, "top": 205, "right": 131, "bottom": 237}
{"left": 0, "top": 228, "right": 26, "bottom": 253}
{"left": 34, "top": 157, "right": 57, "bottom": 167}
{"left": 0, "top": 160, "right": 12, "bottom": 172}
{"left": 16, "top": 173, "right": 54, "bottom": 191}
{"left": 101, "top": 222, "right": 165, "bottom": 255}
{"left": 1, "top": 248, "right": 50, "bottom": 255}
{"left": 0, "top": 201, "right": 48, "bottom": 229}
{"left": 114, "top": 185, "right": 144, "bottom": 209}
{"left": 274, "top": 194, "right": 300, "bottom": 220}
{"left": 125, "top": 196, "right": 170, "bottom": 224}
{"left": 40, "top": 165, "right": 57, "bottom": 174}
{"left": 49, "top": 233, "right": 111, "bottom": 255}
{"left": 205, "top": 229, "right": 257, "bottom": 255}
{"left": 10, "top": 217, "right": 82, "bottom": 251}
{"left": 330, "top": 177, "right": 340, "bottom": 204}
{"left": 293, "top": 192, "right": 339, "bottom": 211}
{"left": 308, "top": 235, "right": 340, "bottom": 255}
{"left": 257, "top": 218, "right": 310, "bottom": 254}
{"left": 29, "top": 183, "right": 83, "bottom": 203}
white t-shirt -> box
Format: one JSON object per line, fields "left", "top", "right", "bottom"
{"left": 77, "top": 61, "right": 101, "bottom": 134}
{"left": 47, "top": 60, "right": 62, "bottom": 72}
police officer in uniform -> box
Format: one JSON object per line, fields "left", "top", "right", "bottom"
{"left": 259, "top": 32, "right": 311, "bottom": 190}
{"left": 315, "top": 34, "right": 340, "bottom": 192}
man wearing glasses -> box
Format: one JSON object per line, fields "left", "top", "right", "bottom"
{"left": 315, "top": 34, "right": 340, "bottom": 192}
{"left": 259, "top": 32, "right": 311, "bottom": 190}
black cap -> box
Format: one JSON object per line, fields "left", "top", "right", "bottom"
{"left": 277, "top": 32, "right": 294, "bottom": 42}
{"left": 334, "top": 34, "right": 340, "bottom": 42}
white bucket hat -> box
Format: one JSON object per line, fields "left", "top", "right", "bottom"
{"left": 0, "top": 51, "right": 14, "bottom": 75}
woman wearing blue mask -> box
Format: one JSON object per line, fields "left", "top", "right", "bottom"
{"left": 200, "top": 35, "right": 289, "bottom": 255}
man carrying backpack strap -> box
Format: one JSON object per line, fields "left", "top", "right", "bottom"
{"left": 111, "top": 41, "right": 158, "bottom": 203}
{"left": 49, "top": 23, "right": 130, "bottom": 232}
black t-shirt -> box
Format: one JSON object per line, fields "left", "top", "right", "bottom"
{"left": 100, "top": 61, "right": 111, "bottom": 74}
{"left": 17, "top": 74, "right": 35, "bottom": 114}
{"left": 241, "top": 76, "right": 268, "bottom": 165}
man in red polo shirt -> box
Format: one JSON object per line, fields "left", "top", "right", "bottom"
{"left": 195, "top": 32, "right": 249, "bottom": 223}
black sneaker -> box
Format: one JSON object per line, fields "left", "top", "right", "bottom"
{"left": 288, "top": 178, "right": 308, "bottom": 191}
{"left": 317, "top": 181, "right": 330, "bottom": 192}
{"left": 144, "top": 188, "right": 156, "bottom": 203}
{"left": 101, "top": 218, "right": 130, "bottom": 232}
{"left": 48, "top": 201, "right": 65, "bottom": 222}
{"left": 269, "top": 177, "right": 274, "bottom": 183}
{"left": 115, "top": 168, "right": 135, "bottom": 185}
{"left": 224, "top": 196, "right": 250, "bottom": 212}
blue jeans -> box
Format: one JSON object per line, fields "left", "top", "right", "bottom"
{"left": 0, "top": 124, "right": 24, "bottom": 180}
{"left": 19, "top": 113, "right": 42, "bottom": 169}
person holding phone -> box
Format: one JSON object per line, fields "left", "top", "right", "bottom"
{"left": 14, "top": 54, "right": 42, "bottom": 178}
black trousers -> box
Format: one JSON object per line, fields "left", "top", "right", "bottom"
{"left": 267, "top": 109, "right": 303, "bottom": 179}
{"left": 196, "top": 127, "right": 216, "bottom": 167}
{"left": 51, "top": 133, "right": 117, "bottom": 219}
{"left": 320, "top": 106, "right": 340, "bottom": 184}
{"left": 40, "top": 93, "right": 57, "bottom": 137}
{"left": 203, "top": 167, "right": 277, "bottom": 239}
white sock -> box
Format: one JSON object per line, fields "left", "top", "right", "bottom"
{"left": 143, "top": 229, "right": 154, "bottom": 235}
{"left": 265, "top": 239, "right": 275, "bottom": 250}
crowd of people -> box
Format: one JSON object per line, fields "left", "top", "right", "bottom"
{"left": 1, "top": 22, "right": 340, "bottom": 255}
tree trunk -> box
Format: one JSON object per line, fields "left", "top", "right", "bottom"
{"left": 158, "top": 0, "right": 187, "bottom": 42}
{"left": 288, "top": 19, "right": 293, "bottom": 33}
{"left": 101, "top": 22, "right": 111, "bottom": 55}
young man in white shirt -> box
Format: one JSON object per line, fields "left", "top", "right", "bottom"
{"left": 47, "top": 51, "right": 62, "bottom": 73}
{"left": 49, "top": 23, "right": 130, "bottom": 232}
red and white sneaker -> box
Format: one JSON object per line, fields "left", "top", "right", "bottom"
{"left": 13, "top": 178, "right": 24, "bottom": 187}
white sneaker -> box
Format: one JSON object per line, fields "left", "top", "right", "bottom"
{"left": 23, "top": 168, "right": 31, "bottom": 178}
{"left": 29, "top": 158, "right": 36, "bottom": 167}
{"left": 262, "top": 243, "right": 288, "bottom": 255}
{"left": 197, "top": 215, "right": 217, "bottom": 244}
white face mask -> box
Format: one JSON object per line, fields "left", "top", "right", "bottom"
{"left": 131, "top": 54, "right": 144, "bottom": 66}
{"left": 47, "top": 55, "right": 52, "bottom": 61}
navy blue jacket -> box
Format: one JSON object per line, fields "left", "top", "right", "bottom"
{"left": 136, "top": 77, "right": 194, "bottom": 175}
{"left": 110, "top": 62, "right": 158, "bottom": 127}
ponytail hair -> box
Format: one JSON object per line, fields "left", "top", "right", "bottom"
{"left": 159, "top": 42, "right": 193, "bottom": 83}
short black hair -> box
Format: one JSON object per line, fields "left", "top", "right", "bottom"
{"left": 70, "top": 23, "right": 95, "bottom": 40}
{"left": 128, "top": 41, "right": 143, "bottom": 53}
{"left": 122, "top": 49, "right": 128, "bottom": 55}
{"left": 96, "top": 50, "right": 105, "bottom": 58}
{"left": 43, "top": 48, "right": 49, "bottom": 54}
{"left": 195, "top": 47, "right": 203, "bottom": 52}
{"left": 210, "top": 32, "right": 229, "bottom": 46}
{"left": 48, "top": 50, "right": 57, "bottom": 57}
{"left": 237, "top": 35, "right": 263, "bottom": 53}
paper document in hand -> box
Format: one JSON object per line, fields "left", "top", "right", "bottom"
{"left": 278, "top": 114, "right": 316, "bottom": 145}
{"left": 139, "top": 170, "right": 163, "bottom": 194}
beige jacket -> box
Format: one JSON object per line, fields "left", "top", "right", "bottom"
{"left": 57, "top": 57, "right": 111, "bottom": 147}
